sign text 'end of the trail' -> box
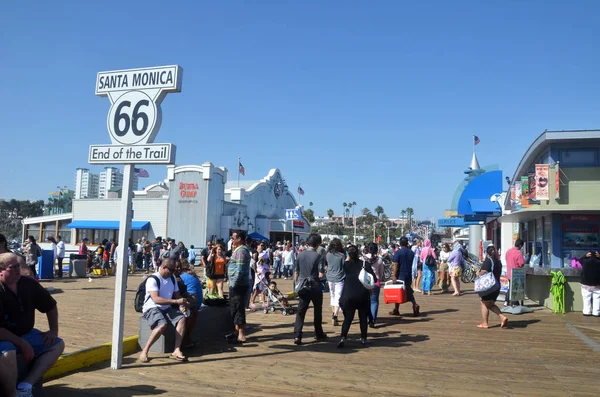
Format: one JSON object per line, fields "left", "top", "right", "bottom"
{"left": 95, "top": 65, "right": 182, "bottom": 95}
{"left": 88, "top": 143, "right": 176, "bottom": 164}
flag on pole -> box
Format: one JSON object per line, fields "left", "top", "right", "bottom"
{"left": 238, "top": 162, "right": 245, "bottom": 176}
{"left": 134, "top": 167, "right": 149, "bottom": 178}
{"left": 297, "top": 186, "right": 305, "bottom": 196}
{"left": 474, "top": 136, "right": 481, "bottom": 145}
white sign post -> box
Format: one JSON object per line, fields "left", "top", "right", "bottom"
{"left": 94, "top": 65, "right": 182, "bottom": 370}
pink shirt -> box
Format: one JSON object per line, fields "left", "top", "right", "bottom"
{"left": 505, "top": 247, "right": 524, "bottom": 279}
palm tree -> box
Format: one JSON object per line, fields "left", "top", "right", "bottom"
{"left": 406, "top": 207, "right": 414, "bottom": 233}
{"left": 361, "top": 207, "right": 371, "bottom": 216}
{"left": 374, "top": 205, "right": 384, "bottom": 219}
{"left": 327, "top": 208, "right": 334, "bottom": 219}
{"left": 342, "top": 202, "right": 347, "bottom": 219}
{"left": 309, "top": 201, "right": 313, "bottom": 208}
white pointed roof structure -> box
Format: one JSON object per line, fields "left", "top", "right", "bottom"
{"left": 470, "top": 152, "right": 481, "bottom": 171}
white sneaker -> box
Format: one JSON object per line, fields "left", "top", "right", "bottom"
{"left": 16, "top": 388, "right": 33, "bottom": 397}
{"left": 284, "top": 277, "right": 288, "bottom": 280}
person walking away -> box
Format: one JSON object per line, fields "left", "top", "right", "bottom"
{"left": 25, "top": 236, "right": 42, "bottom": 279}
{"left": 325, "top": 238, "right": 346, "bottom": 326}
{"left": 293, "top": 233, "right": 327, "bottom": 345}
{"left": 0, "top": 252, "right": 65, "bottom": 397}
{"left": 337, "top": 245, "right": 376, "bottom": 348}
{"left": 420, "top": 239, "right": 437, "bottom": 295}
{"left": 438, "top": 243, "right": 451, "bottom": 293}
{"left": 207, "top": 245, "right": 227, "bottom": 298}
{"left": 139, "top": 258, "right": 189, "bottom": 362}
{"left": 365, "top": 242, "right": 383, "bottom": 328}
{"left": 135, "top": 239, "right": 143, "bottom": 271}
{"left": 505, "top": 239, "right": 525, "bottom": 306}
{"left": 391, "top": 237, "right": 420, "bottom": 317}
{"left": 226, "top": 230, "right": 250, "bottom": 343}
{"left": 580, "top": 251, "right": 600, "bottom": 317}
{"left": 448, "top": 242, "right": 464, "bottom": 296}
{"left": 142, "top": 239, "right": 152, "bottom": 273}
{"left": 412, "top": 239, "right": 423, "bottom": 292}
{"left": 477, "top": 245, "right": 508, "bottom": 329}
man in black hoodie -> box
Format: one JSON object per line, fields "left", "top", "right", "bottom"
{"left": 580, "top": 251, "right": 600, "bottom": 317}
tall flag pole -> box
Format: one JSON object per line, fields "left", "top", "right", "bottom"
{"left": 297, "top": 184, "right": 304, "bottom": 205}
{"left": 237, "top": 157, "right": 246, "bottom": 187}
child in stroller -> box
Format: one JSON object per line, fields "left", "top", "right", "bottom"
{"left": 264, "top": 281, "right": 294, "bottom": 316}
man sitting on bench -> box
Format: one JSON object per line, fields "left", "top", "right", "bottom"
{"left": 139, "top": 258, "right": 189, "bottom": 363}
{"left": 0, "top": 252, "right": 65, "bottom": 397}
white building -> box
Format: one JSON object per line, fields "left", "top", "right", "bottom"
{"left": 74, "top": 168, "right": 99, "bottom": 199}
{"left": 23, "top": 164, "right": 310, "bottom": 248}
{"left": 98, "top": 167, "right": 138, "bottom": 199}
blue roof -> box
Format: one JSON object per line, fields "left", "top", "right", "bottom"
{"left": 66, "top": 220, "right": 150, "bottom": 230}
{"left": 248, "top": 232, "right": 269, "bottom": 241}
{"left": 457, "top": 170, "right": 503, "bottom": 216}
{"left": 468, "top": 199, "right": 501, "bottom": 213}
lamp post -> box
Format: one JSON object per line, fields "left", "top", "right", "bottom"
{"left": 387, "top": 224, "right": 393, "bottom": 245}
{"left": 373, "top": 222, "right": 383, "bottom": 242}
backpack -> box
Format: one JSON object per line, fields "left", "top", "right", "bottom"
{"left": 425, "top": 254, "right": 436, "bottom": 267}
{"left": 134, "top": 275, "right": 176, "bottom": 312}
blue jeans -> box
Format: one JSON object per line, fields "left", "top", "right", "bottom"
{"left": 370, "top": 285, "right": 381, "bottom": 323}
{"left": 283, "top": 265, "right": 293, "bottom": 278}
{"left": 273, "top": 259, "right": 282, "bottom": 278}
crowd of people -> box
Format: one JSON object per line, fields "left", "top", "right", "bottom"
{"left": 1, "top": 229, "right": 600, "bottom": 395}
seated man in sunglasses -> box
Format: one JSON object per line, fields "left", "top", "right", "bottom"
{"left": 0, "top": 253, "right": 64, "bottom": 397}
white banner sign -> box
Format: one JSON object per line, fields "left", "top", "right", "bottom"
{"left": 88, "top": 143, "right": 176, "bottom": 164}
{"left": 96, "top": 65, "right": 181, "bottom": 95}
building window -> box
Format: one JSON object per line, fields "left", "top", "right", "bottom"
{"left": 94, "top": 230, "right": 112, "bottom": 245}
{"left": 558, "top": 149, "right": 598, "bottom": 167}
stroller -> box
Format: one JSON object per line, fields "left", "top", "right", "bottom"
{"left": 260, "top": 277, "right": 295, "bottom": 316}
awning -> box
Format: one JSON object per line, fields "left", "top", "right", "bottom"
{"left": 468, "top": 199, "right": 501, "bottom": 214}
{"left": 248, "top": 232, "right": 269, "bottom": 241}
{"left": 66, "top": 220, "right": 150, "bottom": 230}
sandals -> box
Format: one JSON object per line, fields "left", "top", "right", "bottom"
{"left": 477, "top": 324, "right": 489, "bottom": 329}
{"left": 500, "top": 318, "right": 508, "bottom": 328}
{"left": 139, "top": 354, "right": 150, "bottom": 363}
{"left": 389, "top": 310, "right": 400, "bottom": 316}
{"left": 169, "top": 353, "right": 189, "bottom": 362}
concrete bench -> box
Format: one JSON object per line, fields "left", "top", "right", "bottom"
{"left": 17, "top": 355, "right": 44, "bottom": 397}
{"left": 138, "top": 305, "right": 233, "bottom": 353}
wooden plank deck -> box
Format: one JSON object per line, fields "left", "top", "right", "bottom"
{"left": 41, "top": 276, "right": 600, "bottom": 396}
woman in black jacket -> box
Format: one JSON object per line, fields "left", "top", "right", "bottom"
{"left": 580, "top": 251, "right": 600, "bottom": 317}
{"left": 337, "top": 245, "right": 376, "bottom": 348}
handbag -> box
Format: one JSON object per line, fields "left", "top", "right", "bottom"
{"left": 294, "top": 254, "right": 319, "bottom": 295}
{"left": 474, "top": 258, "right": 500, "bottom": 296}
{"left": 359, "top": 259, "right": 375, "bottom": 290}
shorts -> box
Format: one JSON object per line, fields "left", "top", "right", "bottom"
{"left": 142, "top": 307, "right": 184, "bottom": 330}
{"left": 229, "top": 286, "right": 249, "bottom": 326}
{"left": 438, "top": 262, "right": 449, "bottom": 272}
{"left": 480, "top": 289, "right": 501, "bottom": 302}
{"left": 0, "top": 328, "right": 63, "bottom": 357}
{"left": 450, "top": 266, "right": 462, "bottom": 277}
{"left": 102, "top": 260, "right": 111, "bottom": 270}
{"left": 328, "top": 281, "right": 344, "bottom": 307}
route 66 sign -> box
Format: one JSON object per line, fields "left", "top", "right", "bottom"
{"left": 95, "top": 65, "right": 182, "bottom": 145}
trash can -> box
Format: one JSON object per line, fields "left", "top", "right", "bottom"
{"left": 69, "top": 254, "right": 88, "bottom": 278}
{"left": 38, "top": 250, "right": 55, "bottom": 280}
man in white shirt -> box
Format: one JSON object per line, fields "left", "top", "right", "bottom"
{"left": 56, "top": 236, "right": 65, "bottom": 278}
{"left": 139, "top": 258, "right": 189, "bottom": 363}
{"left": 282, "top": 244, "right": 295, "bottom": 280}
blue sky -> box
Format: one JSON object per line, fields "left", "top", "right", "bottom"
{"left": 2, "top": 1, "right": 599, "bottom": 220}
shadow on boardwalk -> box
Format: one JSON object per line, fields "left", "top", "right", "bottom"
{"left": 45, "top": 384, "right": 167, "bottom": 396}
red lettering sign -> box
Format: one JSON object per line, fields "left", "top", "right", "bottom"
{"left": 179, "top": 182, "right": 199, "bottom": 199}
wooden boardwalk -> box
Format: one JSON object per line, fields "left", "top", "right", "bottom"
{"left": 41, "top": 276, "right": 600, "bottom": 396}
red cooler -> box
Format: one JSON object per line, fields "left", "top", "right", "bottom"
{"left": 384, "top": 280, "right": 407, "bottom": 304}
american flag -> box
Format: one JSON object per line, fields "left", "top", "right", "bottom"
{"left": 297, "top": 186, "right": 304, "bottom": 196}
{"left": 238, "top": 162, "right": 245, "bottom": 176}
{"left": 134, "top": 167, "right": 149, "bottom": 178}
{"left": 474, "top": 135, "right": 481, "bottom": 145}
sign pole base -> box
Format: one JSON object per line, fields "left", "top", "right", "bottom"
{"left": 110, "top": 164, "right": 134, "bottom": 369}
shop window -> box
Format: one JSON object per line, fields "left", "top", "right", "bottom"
{"left": 562, "top": 215, "right": 599, "bottom": 266}
{"left": 78, "top": 229, "right": 94, "bottom": 243}
{"left": 94, "top": 230, "right": 112, "bottom": 245}
{"left": 132, "top": 230, "right": 147, "bottom": 243}
{"left": 558, "top": 149, "right": 598, "bottom": 167}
